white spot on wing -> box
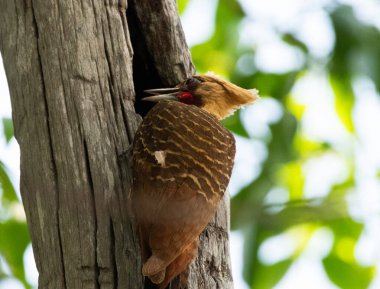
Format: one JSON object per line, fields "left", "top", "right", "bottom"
{"left": 154, "top": 151, "right": 167, "bottom": 167}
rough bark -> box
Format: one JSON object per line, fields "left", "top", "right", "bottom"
{"left": 0, "top": 0, "right": 232, "bottom": 289}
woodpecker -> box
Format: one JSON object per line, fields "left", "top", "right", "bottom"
{"left": 132, "top": 73, "right": 259, "bottom": 288}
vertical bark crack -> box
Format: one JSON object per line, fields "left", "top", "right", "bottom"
{"left": 83, "top": 138, "right": 100, "bottom": 289}
{"left": 110, "top": 220, "right": 118, "bottom": 289}
{"left": 30, "top": 2, "right": 67, "bottom": 289}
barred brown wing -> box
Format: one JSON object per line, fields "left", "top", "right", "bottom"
{"left": 132, "top": 100, "right": 235, "bottom": 269}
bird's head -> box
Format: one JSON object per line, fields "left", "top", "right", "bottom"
{"left": 143, "top": 73, "right": 259, "bottom": 120}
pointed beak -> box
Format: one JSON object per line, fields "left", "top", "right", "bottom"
{"left": 142, "top": 87, "right": 180, "bottom": 102}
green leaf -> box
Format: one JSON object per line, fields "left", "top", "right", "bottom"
{"left": 250, "top": 72, "right": 299, "bottom": 102}
{"left": 327, "top": 216, "right": 363, "bottom": 242}
{"left": 191, "top": 0, "right": 245, "bottom": 75}
{"left": 323, "top": 254, "right": 375, "bottom": 289}
{"left": 252, "top": 259, "right": 293, "bottom": 289}
{"left": 0, "top": 220, "right": 30, "bottom": 286}
{"left": 241, "top": 225, "right": 259, "bottom": 285}
{"left": 278, "top": 161, "right": 304, "bottom": 200}
{"left": 329, "top": 75, "right": 355, "bottom": 133}
{"left": 2, "top": 118, "right": 13, "bottom": 143}
{"left": 323, "top": 179, "right": 362, "bottom": 239}
{"left": 0, "top": 161, "right": 18, "bottom": 203}
{"left": 330, "top": 5, "right": 380, "bottom": 93}
{"left": 0, "top": 260, "right": 7, "bottom": 278}
{"left": 231, "top": 174, "right": 273, "bottom": 230}
{"left": 282, "top": 34, "right": 308, "bottom": 54}
{"left": 222, "top": 110, "right": 249, "bottom": 138}
{"left": 177, "top": 0, "right": 190, "bottom": 14}
{"left": 241, "top": 224, "right": 293, "bottom": 287}
{"left": 266, "top": 111, "right": 298, "bottom": 165}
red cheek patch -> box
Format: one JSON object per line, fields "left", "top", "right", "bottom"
{"left": 178, "top": 92, "right": 195, "bottom": 105}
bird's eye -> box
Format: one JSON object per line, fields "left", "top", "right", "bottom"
{"left": 185, "top": 77, "right": 202, "bottom": 85}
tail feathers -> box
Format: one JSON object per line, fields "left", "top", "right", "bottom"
{"left": 143, "top": 255, "right": 166, "bottom": 280}
{"left": 159, "top": 239, "right": 199, "bottom": 289}
{"left": 149, "top": 270, "right": 166, "bottom": 284}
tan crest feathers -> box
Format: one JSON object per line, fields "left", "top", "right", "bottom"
{"left": 205, "top": 71, "right": 224, "bottom": 78}
{"left": 249, "top": 88, "right": 260, "bottom": 99}
{"left": 190, "top": 72, "right": 260, "bottom": 119}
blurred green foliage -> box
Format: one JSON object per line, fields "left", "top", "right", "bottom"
{"left": 180, "top": 0, "right": 379, "bottom": 288}
{"left": 0, "top": 118, "right": 31, "bottom": 289}
{"left": 1, "top": 1, "right": 380, "bottom": 288}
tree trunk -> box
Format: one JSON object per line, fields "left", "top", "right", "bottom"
{"left": 0, "top": 1, "right": 233, "bottom": 289}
